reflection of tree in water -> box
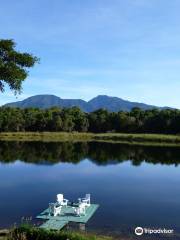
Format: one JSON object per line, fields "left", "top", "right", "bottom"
{"left": 0, "top": 141, "right": 180, "bottom": 166}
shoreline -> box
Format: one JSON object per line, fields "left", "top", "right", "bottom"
{"left": 0, "top": 227, "right": 115, "bottom": 240}
{"left": 0, "top": 132, "right": 180, "bottom": 146}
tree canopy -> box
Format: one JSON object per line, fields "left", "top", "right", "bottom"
{"left": 0, "top": 39, "right": 39, "bottom": 93}
{"left": 0, "top": 106, "right": 180, "bottom": 134}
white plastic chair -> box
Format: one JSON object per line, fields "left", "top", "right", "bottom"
{"left": 79, "top": 194, "right": 91, "bottom": 207}
{"left": 57, "top": 194, "right": 69, "bottom": 206}
{"left": 73, "top": 203, "right": 86, "bottom": 216}
{"left": 54, "top": 205, "right": 62, "bottom": 216}
{"left": 49, "top": 203, "right": 62, "bottom": 216}
{"left": 49, "top": 203, "right": 55, "bottom": 216}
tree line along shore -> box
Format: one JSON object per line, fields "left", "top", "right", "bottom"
{"left": 1, "top": 106, "right": 180, "bottom": 133}
{"left": 1, "top": 106, "right": 180, "bottom": 145}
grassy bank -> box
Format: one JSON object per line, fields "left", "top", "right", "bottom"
{"left": 0, "top": 229, "right": 8, "bottom": 240}
{"left": 0, "top": 132, "right": 180, "bottom": 146}
{"left": 0, "top": 226, "right": 113, "bottom": 240}
{"left": 0, "top": 132, "right": 94, "bottom": 142}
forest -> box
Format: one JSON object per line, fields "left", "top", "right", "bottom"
{"left": 0, "top": 106, "right": 180, "bottom": 134}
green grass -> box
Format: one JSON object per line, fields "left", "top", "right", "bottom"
{"left": 0, "top": 229, "right": 8, "bottom": 240}
{"left": 0, "top": 132, "right": 180, "bottom": 146}
{"left": 94, "top": 133, "right": 180, "bottom": 144}
{"left": 7, "top": 225, "right": 113, "bottom": 240}
{"left": 0, "top": 132, "right": 93, "bottom": 142}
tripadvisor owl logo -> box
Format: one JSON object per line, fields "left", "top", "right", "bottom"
{"left": 135, "top": 227, "right": 144, "bottom": 236}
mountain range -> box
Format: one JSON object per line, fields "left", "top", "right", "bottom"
{"left": 4, "top": 94, "right": 169, "bottom": 112}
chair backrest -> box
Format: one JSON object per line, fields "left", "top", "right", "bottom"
{"left": 85, "top": 194, "right": 90, "bottom": 200}
{"left": 49, "top": 203, "right": 55, "bottom": 214}
{"left": 57, "top": 194, "right": 63, "bottom": 203}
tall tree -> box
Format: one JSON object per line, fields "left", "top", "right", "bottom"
{"left": 0, "top": 39, "right": 39, "bottom": 93}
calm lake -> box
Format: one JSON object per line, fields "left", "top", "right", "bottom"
{"left": 0, "top": 141, "right": 180, "bottom": 238}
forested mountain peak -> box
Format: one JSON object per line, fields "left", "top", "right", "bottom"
{"left": 4, "top": 94, "right": 166, "bottom": 112}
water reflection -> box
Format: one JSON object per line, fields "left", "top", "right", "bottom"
{"left": 0, "top": 141, "right": 180, "bottom": 166}
{"left": 0, "top": 141, "right": 180, "bottom": 238}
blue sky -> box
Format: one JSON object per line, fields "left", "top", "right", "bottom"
{"left": 0, "top": 0, "right": 180, "bottom": 107}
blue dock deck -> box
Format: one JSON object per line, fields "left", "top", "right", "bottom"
{"left": 37, "top": 204, "right": 99, "bottom": 230}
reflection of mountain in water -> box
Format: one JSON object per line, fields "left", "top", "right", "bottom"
{"left": 0, "top": 141, "right": 180, "bottom": 166}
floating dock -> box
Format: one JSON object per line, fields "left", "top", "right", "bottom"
{"left": 36, "top": 204, "right": 99, "bottom": 230}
